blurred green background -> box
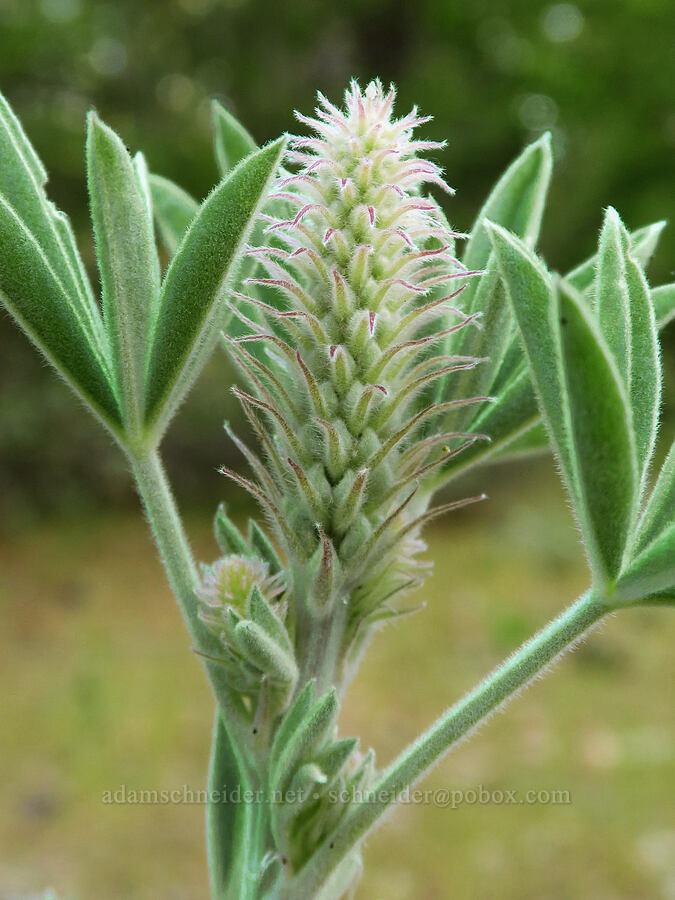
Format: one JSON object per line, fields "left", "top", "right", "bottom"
{"left": 0, "top": 0, "right": 673, "bottom": 897}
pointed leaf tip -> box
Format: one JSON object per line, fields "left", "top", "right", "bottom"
{"left": 144, "top": 135, "right": 287, "bottom": 439}
{"left": 86, "top": 109, "right": 161, "bottom": 438}
{"left": 490, "top": 224, "right": 637, "bottom": 584}
{"left": 211, "top": 99, "right": 259, "bottom": 177}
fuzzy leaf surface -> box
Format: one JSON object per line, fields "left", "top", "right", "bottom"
{"left": 206, "top": 713, "right": 242, "bottom": 899}
{"left": 631, "top": 439, "right": 674, "bottom": 556}
{"left": 212, "top": 99, "right": 258, "bottom": 178}
{"left": 0, "top": 195, "right": 120, "bottom": 427}
{"left": 652, "top": 283, "right": 675, "bottom": 330}
{"left": 87, "top": 112, "right": 161, "bottom": 435}
{"left": 559, "top": 282, "right": 637, "bottom": 580}
{"left": 144, "top": 136, "right": 286, "bottom": 437}
{"left": 149, "top": 173, "right": 199, "bottom": 255}
{"left": 0, "top": 92, "right": 105, "bottom": 354}
{"left": 463, "top": 132, "right": 553, "bottom": 279}
{"left": 488, "top": 223, "right": 637, "bottom": 583}
{"left": 564, "top": 220, "right": 666, "bottom": 295}
{"left": 617, "top": 523, "right": 675, "bottom": 603}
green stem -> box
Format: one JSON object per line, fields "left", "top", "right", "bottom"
{"left": 284, "top": 590, "right": 607, "bottom": 898}
{"left": 129, "top": 448, "right": 200, "bottom": 613}
{"left": 128, "top": 448, "right": 249, "bottom": 739}
{"left": 130, "top": 448, "right": 265, "bottom": 897}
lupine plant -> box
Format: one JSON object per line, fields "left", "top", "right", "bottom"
{"left": 1, "top": 80, "right": 673, "bottom": 898}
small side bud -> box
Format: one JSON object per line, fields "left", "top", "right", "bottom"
{"left": 233, "top": 620, "right": 298, "bottom": 693}
{"left": 248, "top": 585, "right": 294, "bottom": 657}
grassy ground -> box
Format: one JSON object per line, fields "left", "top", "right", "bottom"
{"left": 1, "top": 461, "right": 673, "bottom": 899}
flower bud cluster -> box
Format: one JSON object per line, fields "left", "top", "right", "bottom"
{"left": 220, "top": 80, "right": 486, "bottom": 678}
{"left": 198, "top": 506, "right": 295, "bottom": 711}
{"left": 266, "top": 680, "right": 373, "bottom": 873}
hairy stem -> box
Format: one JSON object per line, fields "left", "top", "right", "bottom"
{"left": 130, "top": 448, "right": 267, "bottom": 898}
{"left": 128, "top": 448, "right": 250, "bottom": 741}
{"left": 129, "top": 448, "right": 200, "bottom": 607}
{"left": 284, "top": 590, "right": 607, "bottom": 897}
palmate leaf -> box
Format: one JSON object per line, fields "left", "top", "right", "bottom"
{"left": 87, "top": 112, "right": 162, "bottom": 437}
{"left": 487, "top": 223, "right": 638, "bottom": 585}
{"left": 594, "top": 209, "right": 661, "bottom": 496}
{"left": 0, "top": 196, "right": 121, "bottom": 428}
{"left": 442, "top": 133, "right": 553, "bottom": 428}
{"left": 480, "top": 215, "right": 668, "bottom": 473}
{"left": 144, "top": 136, "right": 287, "bottom": 439}
{"left": 0, "top": 93, "right": 107, "bottom": 359}
{"left": 0, "top": 91, "right": 120, "bottom": 430}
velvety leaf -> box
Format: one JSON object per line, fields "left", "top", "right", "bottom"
{"left": 0, "top": 91, "right": 106, "bottom": 359}
{"left": 87, "top": 112, "right": 161, "bottom": 436}
{"left": 0, "top": 195, "right": 121, "bottom": 428}
{"left": 149, "top": 173, "right": 198, "bottom": 255}
{"left": 488, "top": 223, "right": 637, "bottom": 583}
{"left": 214, "top": 501, "right": 249, "bottom": 555}
{"left": 233, "top": 620, "right": 297, "bottom": 686}
{"left": 485, "top": 224, "right": 572, "bottom": 468}
{"left": 621, "top": 221, "right": 661, "bottom": 492}
{"left": 638, "top": 591, "right": 675, "bottom": 607}
{"left": 442, "top": 133, "right": 552, "bottom": 408}
{"left": 133, "top": 151, "right": 162, "bottom": 320}
{"left": 463, "top": 132, "right": 553, "bottom": 278}
{"left": 487, "top": 338, "right": 524, "bottom": 395}
{"left": 442, "top": 260, "right": 515, "bottom": 428}
{"left": 476, "top": 287, "right": 670, "bottom": 474}
{"left": 631, "top": 439, "right": 674, "bottom": 555}
{"left": 270, "top": 688, "right": 338, "bottom": 795}
{"left": 652, "top": 283, "right": 675, "bottom": 330}
{"left": 439, "top": 366, "right": 539, "bottom": 482}
{"left": 206, "top": 713, "right": 241, "bottom": 899}
{"left": 595, "top": 208, "right": 631, "bottom": 378}
{"left": 48, "top": 204, "right": 110, "bottom": 367}
{"left": 248, "top": 520, "right": 283, "bottom": 574}
{"left": 212, "top": 99, "right": 258, "bottom": 178}
{"left": 617, "top": 523, "right": 675, "bottom": 603}
{"left": 144, "top": 137, "right": 286, "bottom": 438}
{"left": 629, "top": 220, "right": 667, "bottom": 271}
{"left": 558, "top": 282, "right": 638, "bottom": 581}
{"left": 206, "top": 712, "right": 268, "bottom": 898}
{"left": 564, "top": 219, "right": 666, "bottom": 294}
{"left": 257, "top": 854, "right": 284, "bottom": 899}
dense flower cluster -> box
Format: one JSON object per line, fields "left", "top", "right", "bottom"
{"left": 220, "top": 80, "right": 487, "bottom": 683}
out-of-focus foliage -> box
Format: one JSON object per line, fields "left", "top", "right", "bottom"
{"left": 0, "top": 0, "right": 673, "bottom": 517}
